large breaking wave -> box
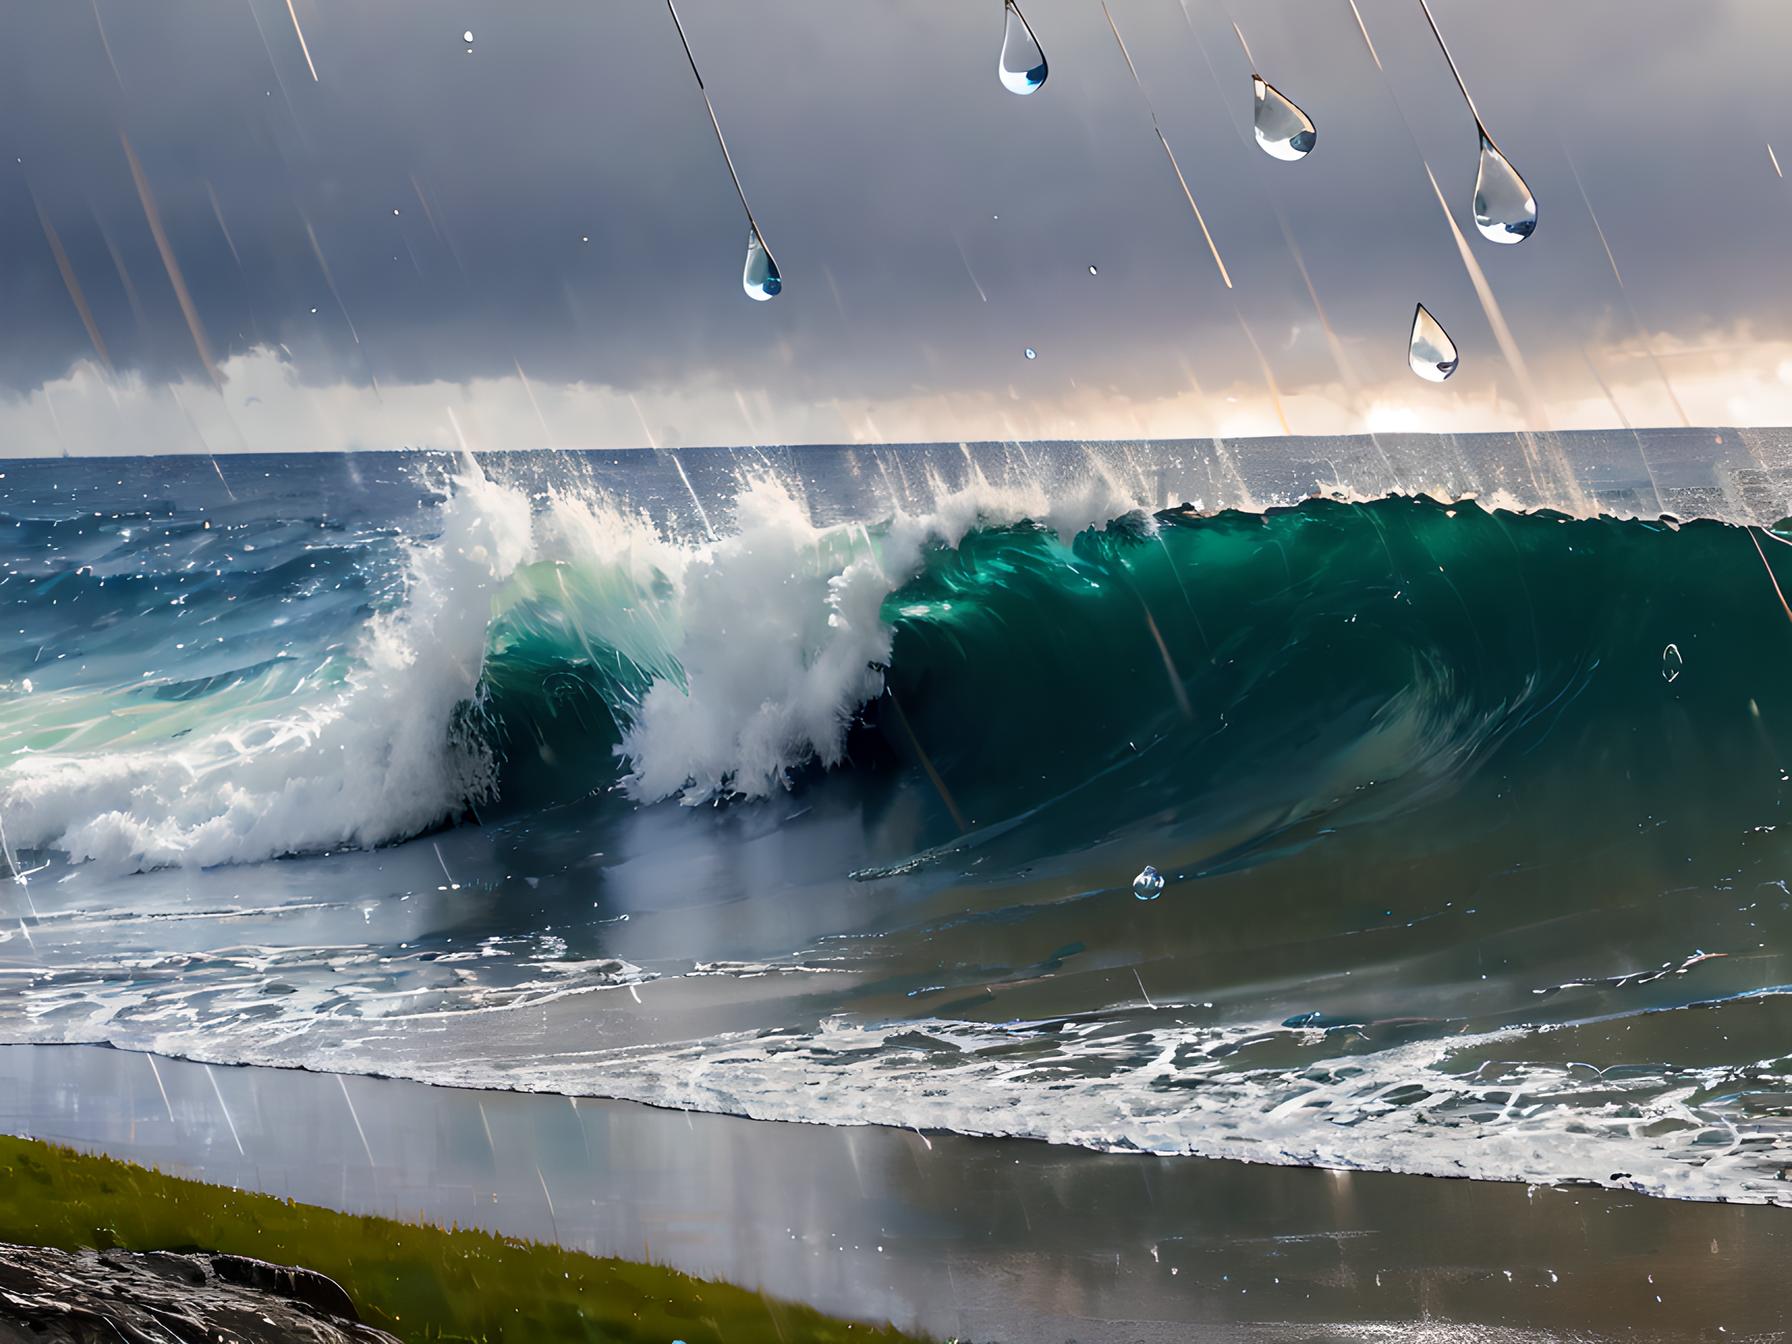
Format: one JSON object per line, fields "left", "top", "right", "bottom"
{"left": 5, "top": 458, "right": 1790, "bottom": 876}
{"left": 8, "top": 451, "right": 1792, "bottom": 1206}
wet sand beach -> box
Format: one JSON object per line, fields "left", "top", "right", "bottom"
{"left": 0, "top": 1043, "right": 1781, "bottom": 1342}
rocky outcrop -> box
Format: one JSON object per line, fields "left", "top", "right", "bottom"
{"left": 0, "top": 1241, "right": 399, "bottom": 1343}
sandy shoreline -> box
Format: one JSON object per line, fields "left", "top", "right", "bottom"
{"left": 1, "top": 1042, "right": 1784, "bottom": 1342}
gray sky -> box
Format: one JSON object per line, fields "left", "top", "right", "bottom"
{"left": 3, "top": 0, "right": 1791, "bottom": 454}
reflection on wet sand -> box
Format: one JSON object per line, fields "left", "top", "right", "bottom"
{"left": 1, "top": 1044, "right": 1784, "bottom": 1342}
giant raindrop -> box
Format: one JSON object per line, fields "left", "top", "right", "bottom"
{"left": 999, "top": 1, "right": 1048, "bottom": 95}
{"left": 1473, "top": 133, "right": 1537, "bottom": 243}
{"left": 1233, "top": 25, "right": 1315, "bottom": 161}
{"left": 1253, "top": 76, "right": 1317, "bottom": 161}
{"left": 665, "top": 0, "right": 784, "bottom": 299}
{"left": 743, "top": 227, "right": 781, "bottom": 302}
{"left": 1420, "top": 0, "right": 1537, "bottom": 244}
{"left": 1409, "top": 303, "right": 1459, "bottom": 382}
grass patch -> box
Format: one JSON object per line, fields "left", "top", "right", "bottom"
{"left": 0, "top": 1133, "right": 928, "bottom": 1343}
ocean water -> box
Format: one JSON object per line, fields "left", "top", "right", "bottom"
{"left": 6, "top": 441, "right": 1792, "bottom": 1206}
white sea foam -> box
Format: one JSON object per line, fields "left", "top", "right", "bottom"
{"left": 6, "top": 937, "right": 651, "bottom": 1042}
{"left": 0, "top": 459, "right": 1146, "bottom": 868}
{"left": 11, "top": 451, "right": 1790, "bottom": 1209}
{"left": 13, "top": 960, "right": 1790, "bottom": 1205}
{"left": 462, "top": 1011, "right": 1792, "bottom": 1206}
{"left": 1, "top": 459, "right": 535, "bottom": 869}
{"left": 547, "top": 466, "right": 1147, "bottom": 804}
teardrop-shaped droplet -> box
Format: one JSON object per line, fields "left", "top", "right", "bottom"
{"left": 1473, "top": 132, "right": 1536, "bottom": 244}
{"left": 1662, "top": 643, "right": 1684, "bottom": 683}
{"left": 742, "top": 227, "right": 781, "bottom": 302}
{"left": 1408, "top": 304, "right": 1458, "bottom": 382}
{"left": 1252, "top": 76, "right": 1316, "bottom": 161}
{"left": 998, "top": 1, "right": 1048, "bottom": 96}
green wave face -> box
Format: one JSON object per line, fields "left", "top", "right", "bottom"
{"left": 13, "top": 462, "right": 1792, "bottom": 1204}
{"left": 456, "top": 496, "right": 1792, "bottom": 1113}
{"left": 475, "top": 497, "right": 1792, "bottom": 872}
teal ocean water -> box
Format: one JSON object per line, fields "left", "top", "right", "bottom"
{"left": 6, "top": 440, "right": 1792, "bottom": 1204}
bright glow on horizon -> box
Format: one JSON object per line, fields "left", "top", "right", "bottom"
{"left": 9, "top": 321, "right": 1792, "bottom": 459}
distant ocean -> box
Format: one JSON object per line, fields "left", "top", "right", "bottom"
{"left": 5, "top": 433, "right": 1792, "bottom": 1205}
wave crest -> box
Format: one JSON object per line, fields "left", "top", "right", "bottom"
{"left": 1, "top": 462, "right": 532, "bottom": 868}
{"left": 6, "top": 458, "right": 1779, "bottom": 874}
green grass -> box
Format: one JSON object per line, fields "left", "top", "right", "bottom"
{"left": 0, "top": 1134, "right": 929, "bottom": 1343}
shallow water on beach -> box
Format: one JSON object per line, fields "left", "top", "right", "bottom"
{"left": 4, "top": 1043, "right": 1788, "bottom": 1342}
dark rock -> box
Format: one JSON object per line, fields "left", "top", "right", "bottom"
{"left": 210, "top": 1253, "right": 361, "bottom": 1322}
{"left": 0, "top": 1240, "right": 398, "bottom": 1344}
{"left": 99, "top": 1248, "right": 205, "bottom": 1287}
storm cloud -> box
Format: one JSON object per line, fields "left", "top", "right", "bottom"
{"left": 1, "top": 0, "right": 1789, "bottom": 452}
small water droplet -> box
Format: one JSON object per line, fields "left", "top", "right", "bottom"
{"left": 743, "top": 226, "right": 781, "bottom": 301}
{"left": 1024, "top": 346, "right": 1037, "bottom": 360}
{"left": 1252, "top": 76, "right": 1316, "bottom": 161}
{"left": 1408, "top": 303, "right": 1458, "bottom": 382}
{"left": 999, "top": 1, "right": 1048, "bottom": 95}
{"left": 1662, "top": 643, "right": 1684, "bottom": 682}
{"left": 1132, "top": 865, "right": 1164, "bottom": 901}
{"left": 1088, "top": 264, "right": 1099, "bottom": 275}
{"left": 462, "top": 29, "right": 474, "bottom": 43}
{"left": 1473, "top": 132, "right": 1536, "bottom": 243}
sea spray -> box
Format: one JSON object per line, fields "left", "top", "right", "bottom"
{"left": 8, "top": 455, "right": 1792, "bottom": 1207}
{"left": 0, "top": 460, "right": 535, "bottom": 868}
{"left": 0, "top": 460, "right": 1144, "bottom": 867}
